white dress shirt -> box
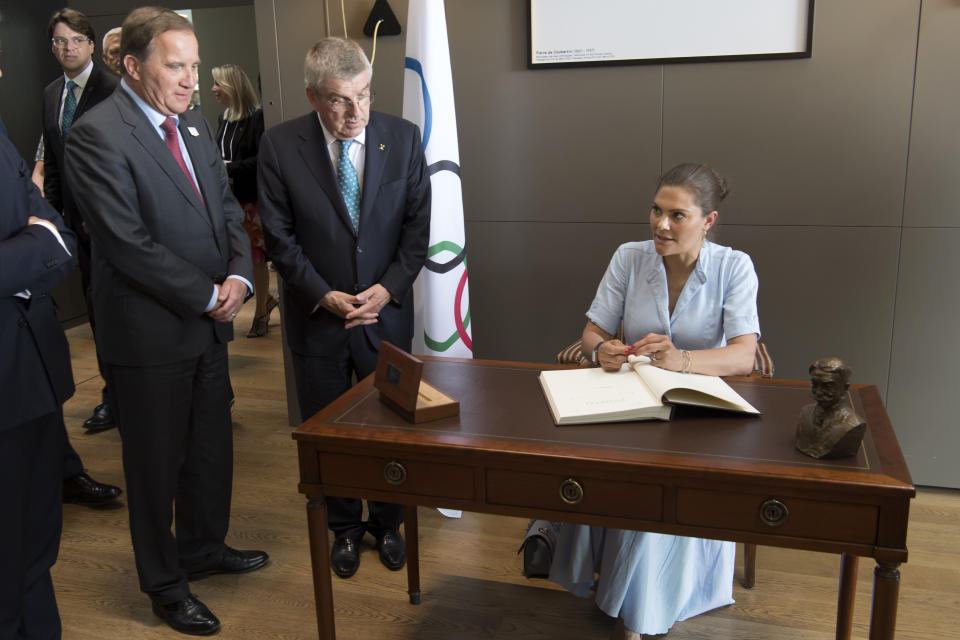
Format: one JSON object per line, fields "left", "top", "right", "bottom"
{"left": 317, "top": 114, "right": 366, "bottom": 191}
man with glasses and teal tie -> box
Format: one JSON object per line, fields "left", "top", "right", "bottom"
{"left": 259, "top": 37, "right": 431, "bottom": 581}
{"left": 41, "top": 9, "right": 124, "bottom": 505}
{"left": 43, "top": 8, "right": 120, "bottom": 436}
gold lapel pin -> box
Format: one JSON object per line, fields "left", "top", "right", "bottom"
{"left": 379, "top": 143, "right": 386, "bottom": 151}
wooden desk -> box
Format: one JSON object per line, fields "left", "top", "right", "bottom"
{"left": 293, "top": 358, "right": 914, "bottom": 639}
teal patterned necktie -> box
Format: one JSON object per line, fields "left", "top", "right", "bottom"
{"left": 336, "top": 139, "right": 360, "bottom": 231}
{"left": 61, "top": 80, "right": 79, "bottom": 139}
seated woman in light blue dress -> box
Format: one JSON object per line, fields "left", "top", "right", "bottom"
{"left": 549, "top": 163, "right": 760, "bottom": 640}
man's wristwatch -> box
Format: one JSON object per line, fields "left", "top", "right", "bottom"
{"left": 592, "top": 340, "right": 606, "bottom": 365}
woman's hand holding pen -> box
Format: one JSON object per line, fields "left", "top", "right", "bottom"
{"left": 596, "top": 339, "right": 630, "bottom": 371}
{"left": 627, "top": 333, "right": 682, "bottom": 371}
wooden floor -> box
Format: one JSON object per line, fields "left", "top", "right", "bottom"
{"left": 57, "top": 288, "right": 959, "bottom": 639}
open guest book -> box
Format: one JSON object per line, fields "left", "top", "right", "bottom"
{"left": 539, "top": 355, "right": 760, "bottom": 425}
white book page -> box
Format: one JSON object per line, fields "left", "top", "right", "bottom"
{"left": 539, "top": 365, "right": 661, "bottom": 420}
{"left": 628, "top": 356, "right": 760, "bottom": 414}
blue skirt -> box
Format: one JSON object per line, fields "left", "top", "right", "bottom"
{"left": 548, "top": 525, "right": 735, "bottom": 635}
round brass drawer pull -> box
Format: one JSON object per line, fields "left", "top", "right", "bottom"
{"left": 759, "top": 498, "right": 789, "bottom": 527}
{"left": 384, "top": 461, "right": 407, "bottom": 486}
{"left": 559, "top": 478, "right": 584, "bottom": 505}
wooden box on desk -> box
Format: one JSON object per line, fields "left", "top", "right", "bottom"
{"left": 374, "top": 341, "right": 459, "bottom": 423}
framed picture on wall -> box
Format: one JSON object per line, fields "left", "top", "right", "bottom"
{"left": 528, "top": 0, "right": 814, "bottom": 69}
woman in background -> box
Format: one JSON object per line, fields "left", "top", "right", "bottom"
{"left": 551, "top": 163, "right": 760, "bottom": 639}
{"left": 211, "top": 63, "right": 274, "bottom": 337}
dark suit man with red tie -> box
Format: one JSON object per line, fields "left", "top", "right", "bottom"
{"left": 0, "top": 111, "right": 77, "bottom": 640}
{"left": 42, "top": 8, "right": 120, "bottom": 435}
{"left": 258, "top": 37, "right": 430, "bottom": 580}
{"left": 65, "top": 8, "right": 266, "bottom": 635}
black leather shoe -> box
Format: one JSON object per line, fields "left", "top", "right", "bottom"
{"left": 330, "top": 536, "right": 360, "bottom": 578}
{"left": 83, "top": 403, "right": 116, "bottom": 432}
{"left": 151, "top": 594, "right": 220, "bottom": 635}
{"left": 186, "top": 547, "right": 269, "bottom": 581}
{"left": 62, "top": 472, "right": 122, "bottom": 505}
{"left": 376, "top": 530, "right": 406, "bottom": 571}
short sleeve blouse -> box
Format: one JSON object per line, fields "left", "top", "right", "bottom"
{"left": 586, "top": 240, "right": 760, "bottom": 350}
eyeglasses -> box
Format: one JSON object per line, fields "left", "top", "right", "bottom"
{"left": 325, "top": 92, "right": 374, "bottom": 112}
{"left": 51, "top": 36, "right": 91, "bottom": 49}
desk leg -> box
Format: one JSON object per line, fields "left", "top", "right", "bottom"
{"left": 404, "top": 505, "right": 421, "bottom": 605}
{"left": 307, "top": 499, "right": 336, "bottom": 640}
{"left": 742, "top": 543, "right": 757, "bottom": 589}
{"left": 836, "top": 554, "right": 858, "bottom": 640}
{"left": 869, "top": 562, "right": 901, "bottom": 640}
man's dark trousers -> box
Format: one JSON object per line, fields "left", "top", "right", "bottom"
{"left": 0, "top": 412, "right": 65, "bottom": 640}
{"left": 291, "top": 329, "right": 402, "bottom": 541}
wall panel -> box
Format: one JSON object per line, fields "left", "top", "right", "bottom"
{"left": 887, "top": 228, "right": 960, "bottom": 487}
{"left": 720, "top": 226, "right": 900, "bottom": 390}
{"left": 255, "top": 0, "right": 327, "bottom": 126}
{"left": 466, "top": 220, "right": 648, "bottom": 363}
{"left": 903, "top": 0, "right": 960, "bottom": 228}
{"left": 662, "top": 0, "right": 919, "bottom": 228}
{"left": 448, "top": 1, "right": 662, "bottom": 225}
{"left": 0, "top": 1, "right": 64, "bottom": 162}
{"left": 889, "top": 0, "right": 960, "bottom": 486}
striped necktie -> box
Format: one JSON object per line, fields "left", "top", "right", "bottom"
{"left": 337, "top": 139, "right": 360, "bottom": 231}
{"left": 61, "top": 80, "right": 78, "bottom": 139}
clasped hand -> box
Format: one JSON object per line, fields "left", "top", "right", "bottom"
{"left": 207, "top": 278, "right": 247, "bottom": 323}
{"left": 320, "top": 283, "right": 391, "bottom": 329}
{"left": 596, "top": 333, "right": 681, "bottom": 372}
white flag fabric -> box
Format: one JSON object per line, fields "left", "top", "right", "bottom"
{"left": 403, "top": 0, "right": 473, "bottom": 359}
{"left": 403, "top": 1, "right": 470, "bottom": 518}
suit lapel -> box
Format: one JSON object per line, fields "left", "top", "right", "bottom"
{"left": 359, "top": 119, "right": 388, "bottom": 233}
{"left": 116, "top": 90, "right": 210, "bottom": 223}
{"left": 47, "top": 78, "right": 66, "bottom": 146}
{"left": 74, "top": 68, "right": 96, "bottom": 120}
{"left": 179, "top": 116, "right": 223, "bottom": 250}
{"left": 75, "top": 64, "right": 111, "bottom": 121}
{"left": 297, "top": 116, "right": 356, "bottom": 236}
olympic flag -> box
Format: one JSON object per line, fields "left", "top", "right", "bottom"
{"left": 403, "top": 0, "right": 473, "bottom": 358}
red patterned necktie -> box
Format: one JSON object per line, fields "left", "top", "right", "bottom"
{"left": 160, "top": 116, "right": 204, "bottom": 205}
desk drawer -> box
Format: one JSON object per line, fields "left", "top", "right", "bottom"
{"left": 318, "top": 453, "right": 475, "bottom": 501}
{"left": 676, "top": 488, "right": 879, "bottom": 545}
{"left": 486, "top": 469, "right": 662, "bottom": 520}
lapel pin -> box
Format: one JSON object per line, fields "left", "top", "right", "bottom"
{"left": 187, "top": 126, "right": 200, "bottom": 137}
{"left": 379, "top": 143, "right": 386, "bottom": 151}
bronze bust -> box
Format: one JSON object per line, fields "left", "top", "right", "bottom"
{"left": 795, "top": 357, "right": 866, "bottom": 459}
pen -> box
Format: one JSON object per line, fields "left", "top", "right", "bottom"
{"left": 624, "top": 335, "right": 647, "bottom": 354}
